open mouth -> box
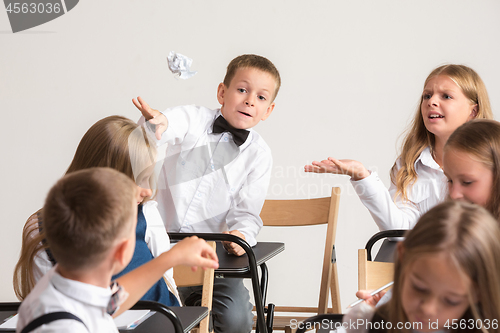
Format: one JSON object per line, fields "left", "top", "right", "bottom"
{"left": 429, "top": 114, "right": 444, "bottom": 119}
{"left": 238, "top": 111, "right": 252, "bottom": 117}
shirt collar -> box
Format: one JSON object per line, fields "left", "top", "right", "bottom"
{"left": 416, "top": 146, "right": 442, "bottom": 171}
{"left": 209, "top": 109, "right": 253, "bottom": 149}
{"left": 51, "top": 266, "right": 112, "bottom": 309}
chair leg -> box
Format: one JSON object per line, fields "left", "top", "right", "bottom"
{"left": 266, "top": 303, "right": 275, "bottom": 333}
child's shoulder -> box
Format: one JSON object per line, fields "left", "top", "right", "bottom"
{"left": 247, "top": 129, "right": 272, "bottom": 154}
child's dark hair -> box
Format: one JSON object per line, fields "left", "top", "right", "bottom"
{"left": 223, "top": 54, "right": 281, "bottom": 100}
{"left": 43, "top": 168, "right": 137, "bottom": 271}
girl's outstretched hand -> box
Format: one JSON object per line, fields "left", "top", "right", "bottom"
{"left": 304, "top": 158, "right": 370, "bottom": 181}
{"left": 172, "top": 236, "right": 219, "bottom": 271}
{"left": 132, "top": 96, "right": 168, "bottom": 140}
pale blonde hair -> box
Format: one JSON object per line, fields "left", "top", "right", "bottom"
{"left": 391, "top": 65, "right": 493, "bottom": 204}
{"left": 445, "top": 119, "right": 500, "bottom": 222}
{"left": 13, "top": 116, "right": 156, "bottom": 300}
{"left": 378, "top": 201, "right": 500, "bottom": 333}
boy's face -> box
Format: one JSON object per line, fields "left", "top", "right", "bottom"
{"left": 217, "top": 67, "right": 276, "bottom": 130}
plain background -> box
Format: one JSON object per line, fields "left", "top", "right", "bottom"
{"left": 1, "top": 0, "right": 500, "bottom": 313}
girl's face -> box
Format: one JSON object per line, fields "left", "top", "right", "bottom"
{"left": 421, "top": 75, "right": 478, "bottom": 142}
{"left": 443, "top": 149, "right": 493, "bottom": 207}
{"left": 401, "top": 252, "right": 472, "bottom": 332}
{"left": 135, "top": 165, "right": 154, "bottom": 205}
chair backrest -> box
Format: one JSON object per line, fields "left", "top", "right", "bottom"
{"left": 260, "top": 187, "right": 341, "bottom": 314}
{"left": 357, "top": 230, "right": 405, "bottom": 291}
{"left": 173, "top": 241, "right": 216, "bottom": 333}
{"left": 357, "top": 249, "right": 394, "bottom": 290}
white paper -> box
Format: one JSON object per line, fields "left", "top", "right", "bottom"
{"left": 0, "top": 313, "right": 18, "bottom": 330}
{"left": 113, "top": 310, "right": 155, "bottom": 330}
{"left": 167, "top": 51, "right": 197, "bottom": 79}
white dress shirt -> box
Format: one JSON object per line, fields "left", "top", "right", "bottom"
{"left": 17, "top": 266, "right": 117, "bottom": 333}
{"left": 350, "top": 147, "right": 447, "bottom": 230}
{"left": 151, "top": 105, "right": 272, "bottom": 246}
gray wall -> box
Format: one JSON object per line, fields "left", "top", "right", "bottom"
{"left": 2, "top": 0, "right": 500, "bottom": 311}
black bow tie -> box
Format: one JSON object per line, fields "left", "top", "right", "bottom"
{"left": 212, "top": 115, "right": 249, "bottom": 146}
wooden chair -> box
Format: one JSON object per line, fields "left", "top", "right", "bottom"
{"left": 358, "top": 230, "right": 406, "bottom": 290}
{"left": 173, "top": 241, "right": 216, "bottom": 333}
{"left": 256, "top": 187, "right": 342, "bottom": 333}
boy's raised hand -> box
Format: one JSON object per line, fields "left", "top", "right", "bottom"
{"left": 172, "top": 236, "right": 219, "bottom": 271}
{"left": 132, "top": 96, "right": 168, "bottom": 140}
{"left": 222, "top": 230, "right": 246, "bottom": 256}
{"left": 304, "top": 158, "right": 370, "bottom": 181}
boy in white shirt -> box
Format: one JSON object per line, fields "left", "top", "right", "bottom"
{"left": 17, "top": 168, "right": 218, "bottom": 333}
{"left": 133, "top": 54, "right": 280, "bottom": 333}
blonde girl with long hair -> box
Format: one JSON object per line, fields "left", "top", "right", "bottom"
{"left": 444, "top": 119, "right": 500, "bottom": 222}
{"left": 305, "top": 64, "right": 493, "bottom": 230}
{"left": 344, "top": 200, "right": 500, "bottom": 333}
{"left": 13, "top": 116, "right": 180, "bottom": 306}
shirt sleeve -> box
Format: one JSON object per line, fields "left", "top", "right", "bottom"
{"left": 225, "top": 147, "right": 272, "bottom": 247}
{"left": 350, "top": 169, "right": 421, "bottom": 231}
{"left": 139, "top": 105, "right": 214, "bottom": 147}
{"left": 339, "top": 302, "right": 375, "bottom": 333}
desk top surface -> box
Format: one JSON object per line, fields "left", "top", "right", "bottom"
{"left": 374, "top": 239, "right": 397, "bottom": 263}
{"left": 119, "top": 306, "right": 208, "bottom": 333}
{"left": 215, "top": 242, "right": 284, "bottom": 274}
{"left": 0, "top": 307, "right": 207, "bottom": 333}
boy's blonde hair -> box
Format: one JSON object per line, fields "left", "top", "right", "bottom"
{"left": 13, "top": 116, "right": 155, "bottom": 300}
{"left": 379, "top": 201, "right": 500, "bottom": 332}
{"left": 445, "top": 119, "right": 500, "bottom": 221}
{"left": 43, "top": 168, "right": 137, "bottom": 271}
{"left": 391, "top": 64, "right": 493, "bottom": 204}
{"left": 223, "top": 54, "right": 281, "bottom": 101}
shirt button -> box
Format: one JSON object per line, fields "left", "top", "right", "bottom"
{"left": 197, "top": 193, "right": 202, "bottom": 197}
{"left": 181, "top": 161, "right": 185, "bottom": 165}
{"left": 224, "top": 137, "right": 229, "bottom": 141}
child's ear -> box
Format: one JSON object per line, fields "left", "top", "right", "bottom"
{"left": 217, "top": 83, "right": 226, "bottom": 105}
{"left": 469, "top": 104, "right": 478, "bottom": 120}
{"left": 113, "top": 238, "right": 132, "bottom": 267}
{"left": 260, "top": 102, "right": 275, "bottom": 121}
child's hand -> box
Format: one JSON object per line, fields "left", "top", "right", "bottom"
{"left": 132, "top": 96, "right": 168, "bottom": 140}
{"left": 172, "top": 236, "right": 219, "bottom": 271}
{"left": 355, "top": 289, "right": 387, "bottom": 307}
{"left": 222, "top": 230, "right": 246, "bottom": 256}
{"left": 305, "top": 158, "right": 370, "bottom": 181}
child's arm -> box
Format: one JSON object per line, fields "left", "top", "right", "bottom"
{"left": 304, "top": 158, "right": 370, "bottom": 181}
{"left": 132, "top": 96, "right": 169, "bottom": 140}
{"left": 306, "top": 157, "right": 422, "bottom": 230}
{"left": 114, "top": 236, "right": 218, "bottom": 317}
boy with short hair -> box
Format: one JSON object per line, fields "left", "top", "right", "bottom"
{"left": 133, "top": 54, "right": 280, "bottom": 333}
{"left": 17, "top": 168, "right": 218, "bottom": 333}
